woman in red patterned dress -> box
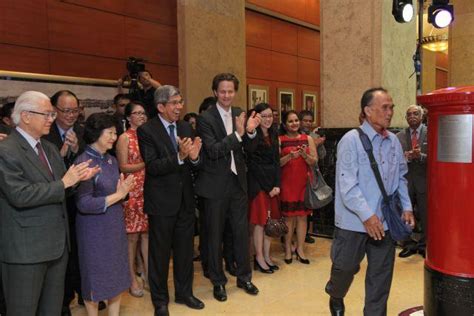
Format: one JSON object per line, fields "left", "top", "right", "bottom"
{"left": 116, "top": 101, "right": 148, "bottom": 297}
{"left": 279, "top": 110, "right": 317, "bottom": 264}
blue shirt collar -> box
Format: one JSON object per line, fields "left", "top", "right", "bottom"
{"left": 158, "top": 114, "right": 176, "bottom": 131}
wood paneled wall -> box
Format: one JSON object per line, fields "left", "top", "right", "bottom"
{"left": 0, "top": 0, "right": 178, "bottom": 85}
{"left": 246, "top": 9, "right": 320, "bottom": 121}
{"left": 247, "top": 0, "right": 320, "bottom": 27}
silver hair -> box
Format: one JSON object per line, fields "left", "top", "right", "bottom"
{"left": 154, "top": 85, "right": 181, "bottom": 106}
{"left": 12, "top": 91, "right": 50, "bottom": 125}
{"left": 406, "top": 104, "right": 423, "bottom": 114}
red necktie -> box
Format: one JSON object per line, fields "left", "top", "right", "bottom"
{"left": 36, "top": 142, "right": 53, "bottom": 178}
{"left": 411, "top": 130, "right": 418, "bottom": 149}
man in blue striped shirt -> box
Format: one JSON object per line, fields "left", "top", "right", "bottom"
{"left": 325, "top": 87, "right": 415, "bottom": 316}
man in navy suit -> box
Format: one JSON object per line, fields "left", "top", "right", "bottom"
{"left": 138, "top": 85, "right": 204, "bottom": 316}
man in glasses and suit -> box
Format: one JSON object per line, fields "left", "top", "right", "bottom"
{"left": 0, "top": 91, "right": 99, "bottom": 316}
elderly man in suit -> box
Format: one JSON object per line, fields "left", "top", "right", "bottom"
{"left": 0, "top": 91, "right": 99, "bottom": 316}
{"left": 196, "top": 73, "right": 261, "bottom": 302}
{"left": 397, "top": 104, "right": 428, "bottom": 258}
{"left": 138, "top": 85, "right": 204, "bottom": 316}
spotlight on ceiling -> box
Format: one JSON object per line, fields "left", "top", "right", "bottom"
{"left": 428, "top": 0, "right": 454, "bottom": 28}
{"left": 393, "top": 0, "right": 414, "bottom": 23}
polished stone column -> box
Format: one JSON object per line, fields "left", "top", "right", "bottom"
{"left": 177, "top": 0, "right": 247, "bottom": 113}
{"left": 321, "top": 0, "right": 417, "bottom": 127}
{"left": 449, "top": 0, "right": 474, "bottom": 87}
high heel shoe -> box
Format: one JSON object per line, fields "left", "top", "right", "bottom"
{"left": 284, "top": 255, "right": 293, "bottom": 264}
{"left": 295, "top": 250, "right": 310, "bottom": 264}
{"left": 254, "top": 258, "right": 273, "bottom": 274}
{"left": 266, "top": 261, "right": 280, "bottom": 271}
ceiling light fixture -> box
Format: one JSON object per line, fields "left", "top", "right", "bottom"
{"left": 428, "top": 0, "right": 454, "bottom": 28}
{"left": 393, "top": 0, "right": 414, "bottom": 23}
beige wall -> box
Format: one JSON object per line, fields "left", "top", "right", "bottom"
{"left": 321, "top": 0, "right": 416, "bottom": 128}
{"left": 449, "top": 0, "right": 474, "bottom": 87}
{"left": 177, "top": 0, "right": 247, "bottom": 113}
{"left": 422, "top": 48, "right": 437, "bottom": 94}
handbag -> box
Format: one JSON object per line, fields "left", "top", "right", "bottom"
{"left": 356, "top": 128, "right": 413, "bottom": 242}
{"left": 264, "top": 210, "right": 288, "bottom": 238}
{"left": 304, "top": 166, "right": 333, "bottom": 209}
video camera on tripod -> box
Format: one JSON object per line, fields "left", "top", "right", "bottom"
{"left": 125, "top": 56, "right": 146, "bottom": 101}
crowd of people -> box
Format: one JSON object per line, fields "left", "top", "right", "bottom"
{"left": 0, "top": 72, "right": 427, "bottom": 316}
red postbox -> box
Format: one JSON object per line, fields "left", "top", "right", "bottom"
{"left": 417, "top": 86, "right": 474, "bottom": 316}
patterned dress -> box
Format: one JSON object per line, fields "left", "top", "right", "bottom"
{"left": 123, "top": 129, "right": 148, "bottom": 233}
{"left": 75, "top": 146, "right": 130, "bottom": 301}
{"left": 279, "top": 133, "right": 312, "bottom": 217}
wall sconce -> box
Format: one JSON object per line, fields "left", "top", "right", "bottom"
{"left": 392, "top": 0, "right": 414, "bottom": 23}
{"left": 428, "top": 0, "right": 454, "bottom": 28}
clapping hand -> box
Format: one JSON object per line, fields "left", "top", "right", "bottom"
{"left": 235, "top": 112, "right": 246, "bottom": 136}
{"left": 269, "top": 187, "right": 280, "bottom": 197}
{"left": 188, "top": 137, "right": 202, "bottom": 161}
{"left": 62, "top": 159, "right": 100, "bottom": 188}
{"left": 116, "top": 173, "right": 135, "bottom": 199}
{"left": 246, "top": 111, "right": 261, "bottom": 134}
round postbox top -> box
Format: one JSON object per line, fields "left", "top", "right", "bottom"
{"left": 417, "top": 86, "right": 474, "bottom": 107}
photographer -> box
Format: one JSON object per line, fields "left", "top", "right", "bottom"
{"left": 118, "top": 58, "right": 161, "bottom": 118}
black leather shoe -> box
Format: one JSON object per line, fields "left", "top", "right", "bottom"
{"left": 305, "top": 235, "right": 316, "bottom": 244}
{"left": 295, "top": 250, "right": 310, "bottom": 264}
{"left": 236, "top": 280, "right": 259, "bottom": 295}
{"left": 254, "top": 258, "right": 273, "bottom": 274}
{"left": 266, "top": 261, "right": 279, "bottom": 271}
{"left": 155, "top": 304, "right": 169, "bottom": 316}
{"left": 418, "top": 248, "right": 426, "bottom": 258}
{"left": 399, "top": 247, "right": 417, "bottom": 258}
{"left": 329, "top": 297, "right": 345, "bottom": 316}
{"left": 98, "top": 301, "right": 106, "bottom": 311}
{"left": 284, "top": 257, "right": 292, "bottom": 264}
{"left": 213, "top": 285, "right": 227, "bottom": 302}
{"left": 175, "top": 295, "right": 205, "bottom": 310}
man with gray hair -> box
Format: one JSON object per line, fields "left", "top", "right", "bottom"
{"left": 138, "top": 85, "right": 204, "bottom": 316}
{"left": 397, "top": 105, "right": 428, "bottom": 258}
{"left": 0, "top": 91, "right": 99, "bottom": 315}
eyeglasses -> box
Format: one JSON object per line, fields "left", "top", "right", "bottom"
{"left": 27, "top": 110, "right": 57, "bottom": 120}
{"left": 166, "top": 99, "right": 185, "bottom": 106}
{"left": 56, "top": 107, "right": 80, "bottom": 115}
{"left": 131, "top": 111, "right": 146, "bottom": 116}
{"left": 406, "top": 111, "right": 421, "bottom": 117}
{"left": 260, "top": 114, "right": 273, "bottom": 119}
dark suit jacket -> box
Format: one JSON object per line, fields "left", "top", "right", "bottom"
{"left": 396, "top": 124, "right": 428, "bottom": 194}
{"left": 43, "top": 122, "right": 85, "bottom": 168}
{"left": 0, "top": 123, "right": 11, "bottom": 135}
{"left": 0, "top": 130, "right": 69, "bottom": 264}
{"left": 137, "top": 117, "right": 197, "bottom": 216}
{"left": 195, "top": 105, "right": 258, "bottom": 199}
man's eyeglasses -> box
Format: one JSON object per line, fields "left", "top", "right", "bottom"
{"left": 406, "top": 111, "right": 421, "bottom": 117}
{"left": 131, "top": 111, "right": 146, "bottom": 116}
{"left": 166, "top": 99, "right": 185, "bottom": 106}
{"left": 56, "top": 107, "right": 80, "bottom": 115}
{"left": 27, "top": 110, "right": 58, "bottom": 120}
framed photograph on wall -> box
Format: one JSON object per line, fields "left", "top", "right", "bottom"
{"left": 277, "top": 88, "right": 295, "bottom": 116}
{"left": 302, "top": 90, "right": 318, "bottom": 122}
{"left": 247, "top": 84, "right": 269, "bottom": 109}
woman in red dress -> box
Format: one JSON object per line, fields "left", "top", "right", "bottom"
{"left": 247, "top": 103, "right": 281, "bottom": 274}
{"left": 116, "top": 101, "right": 148, "bottom": 297}
{"left": 279, "top": 110, "right": 317, "bottom": 264}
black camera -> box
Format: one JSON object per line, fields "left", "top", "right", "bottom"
{"left": 126, "top": 57, "right": 146, "bottom": 79}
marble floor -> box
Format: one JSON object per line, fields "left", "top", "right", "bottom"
{"left": 71, "top": 237, "right": 424, "bottom": 315}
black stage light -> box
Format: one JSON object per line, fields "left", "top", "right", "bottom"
{"left": 428, "top": 0, "right": 454, "bottom": 28}
{"left": 393, "top": 0, "right": 414, "bottom": 23}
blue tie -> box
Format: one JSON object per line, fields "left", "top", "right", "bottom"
{"left": 168, "top": 124, "right": 178, "bottom": 152}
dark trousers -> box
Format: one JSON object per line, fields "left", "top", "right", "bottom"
{"left": 0, "top": 268, "right": 5, "bottom": 315}
{"left": 2, "top": 247, "right": 68, "bottom": 316}
{"left": 408, "top": 188, "right": 427, "bottom": 249}
{"left": 199, "top": 199, "right": 235, "bottom": 275}
{"left": 325, "top": 228, "right": 395, "bottom": 316}
{"left": 205, "top": 175, "right": 251, "bottom": 286}
{"left": 63, "top": 215, "right": 81, "bottom": 308}
{"left": 148, "top": 204, "right": 195, "bottom": 308}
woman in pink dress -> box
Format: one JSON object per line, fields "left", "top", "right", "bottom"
{"left": 279, "top": 110, "right": 317, "bottom": 265}
{"left": 116, "top": 101, "right": 148, "bottom": 297}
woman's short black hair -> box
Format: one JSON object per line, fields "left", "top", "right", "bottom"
{"left": 124, "top": 101, "right": 146, "bottom": 129}
{"left": 183, "top": 112, "right": 198, "bottom": 122}
{"left": 253, "top": 102, "right": 272, "bottom": 114}
{"left": 83, "top": 113, "right": 117, "bottom": 144}
{"left": 280, "top": 110, "right": 299, "bottom": 135}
